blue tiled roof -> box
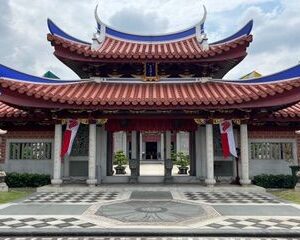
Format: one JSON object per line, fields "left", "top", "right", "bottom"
{"left": 211, "top": 20, "right": 253, "bottom": 45}
{"left": 0, "top": 64, "right": 82, "bottom": 84}
{"left": 105, "top": 26, "right": 196, "bottom": 42}
{"left": 47, "top": 19, "right": 90, "bottom": 45}
{"left": 223, "top": 64, "right": 300, "bottom": 84}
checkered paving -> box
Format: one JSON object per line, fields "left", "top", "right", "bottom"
{"left": 23, "top": 192, "right": 119, "bottom": 203}
{"left": 203, "top": 217, "right": 300, "bottom": 230}
{"left": 183, "top": 192, "right": 281, "bottom": 204}
{"left": 0, "top": 217, "right": 97, "bottom": 228}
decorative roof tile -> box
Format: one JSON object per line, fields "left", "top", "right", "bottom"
{"left": 0, "top": 102, "right": 27, "bottom": 118}
{"left": 275, "top": 102, "right": 300, "bottom": 118}
{"left": 1, "top": 77, "right": 299, "bottom": 109}
{"left": 47, "top": 34, "right": 252, "bottom": 61}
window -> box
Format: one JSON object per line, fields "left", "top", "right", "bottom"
{"left": 9, "top": 141, "right": 52, "bottom": 160}
{"left": 250, "top": 141, "right": 294, "bottom": 161}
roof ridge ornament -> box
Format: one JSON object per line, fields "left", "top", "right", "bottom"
{"left": 91, "top": 77, "right": 107, "bottom": 83}
{"left": 196, "top": 77, "right": 212, "bottom": 83}
{"left": 92, "top": 4, "right": 106, "bottom": 51}
{"left": 196, "top": 5, "right": 209, "bottom": 50}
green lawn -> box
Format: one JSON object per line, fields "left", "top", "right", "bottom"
{"left": 0, "top": 188, "right": 35, "bottom": 204}
{"left": 270, "top": 190, "right": 300, "bottom": 204}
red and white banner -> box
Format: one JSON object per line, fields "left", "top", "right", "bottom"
{"left": 219, "top": 120, "right": 237, "bottom": 158}
{"left": 61, "top": 119, "right": 80, "bottom": 158}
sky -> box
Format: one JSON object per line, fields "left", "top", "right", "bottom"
{"left": 0, "top": 0, "right": 300, "bottom": 79}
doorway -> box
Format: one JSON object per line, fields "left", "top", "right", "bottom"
{"left": 145, "top": 142, "right": 158, "bottom": 160}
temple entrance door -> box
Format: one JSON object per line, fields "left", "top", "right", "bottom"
{"left": 145, "top": 142, "right": 157, "bottom": 160}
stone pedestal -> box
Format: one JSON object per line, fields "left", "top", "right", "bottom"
{"left": 0, "top": 182, "right": 8, "bottom": 192}
{"left": 129, "top": 159, "right": 139, "bottom": 183}
{"left": 164, "top": 158, "right": 173, "bottom": 183}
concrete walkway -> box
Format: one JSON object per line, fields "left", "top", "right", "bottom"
{"left": 0, "top": 184, "right": 299, "bottom": 238}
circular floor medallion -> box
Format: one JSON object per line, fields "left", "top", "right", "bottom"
{"left": 96, "top": 200, "right": 214, "bottom": 223}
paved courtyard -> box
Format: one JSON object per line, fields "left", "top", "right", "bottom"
{"left": 0, "top": 185, "right": 300, "bottom": 238}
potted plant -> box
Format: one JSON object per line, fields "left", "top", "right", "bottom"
{"left": 174, "top": 152, "right": 190, "bottom": 174}
{"left": 0, "top": 170, "right": 8, "bottom": 192}
{"left": 289, "top": 165, "right": 300, "bottom": 185}
{"left": 113, "top": 150, "right": 128, "bottom": 174}
{"left": 0, "top": 170, "right": 6, "bottom": 183}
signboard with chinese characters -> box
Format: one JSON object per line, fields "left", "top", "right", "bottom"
{"left": 144, "top": 62, "right": 159, "bottom": 81}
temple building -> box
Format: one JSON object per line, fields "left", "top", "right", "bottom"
{"left": 0, "top": 5, "right": 299, "bottom": 186}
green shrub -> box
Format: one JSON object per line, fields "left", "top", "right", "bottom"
{"left": 113, "top": 150, "right": 128, "bottom": 167}
{"left": 173, "top": 152, "right": 190, "bottom": 168}
{"left": 253, "top": 174, "right": 295, "bottom": 189}
{"left": 5, "top": 172, "right": 51, "bottom": 188}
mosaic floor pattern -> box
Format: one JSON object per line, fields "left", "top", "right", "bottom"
{"left": 23, "top": 192, "right": 120, "bottom": 203}
{"left": 0, "top": 216, "right": 300, "bottom": 230}
{"left": 0, "top": 217, "right": 97, "bottom": 228}
{"left": 183, "top": 192, "right": 282, "bottom": 204}
{"left": 96, "top": 200, "right": 216, "bottom": 223}
{"left": 203, "top": 217, "right": 300, "bottom": 230}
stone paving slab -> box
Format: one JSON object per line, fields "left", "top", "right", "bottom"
{"left": 130, "top": 191, "right": 173, "bottom": 200}
{"left": 0, "top": 205, "right": 90, "bottom": 215}
{"left": 37, "top": 184, "right": 266, "bottom": 193}
{"left": 214, "top": 205, "right": 300, "bottom": 216}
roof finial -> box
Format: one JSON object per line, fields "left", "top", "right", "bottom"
{"left": 94, "top": 4, "right": 103, "bottom": 30}
{"left": 92, "top": 3, "right": 106, "bottom": 51}
{"left": 198, "top": 5, "right": 207, "bottom": 27}
{"left": 196, "top": 5, "right": 209, "bottom": 50}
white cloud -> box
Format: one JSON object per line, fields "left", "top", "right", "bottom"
{"left": 0, "top": 0, "right": 299, "bottom": 80}
{"left": 225, "top": 0, "right": 300, "bottom": 78}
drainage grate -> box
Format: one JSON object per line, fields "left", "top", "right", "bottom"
{"left": 130, "top": 191, "right": 173, "bottom": 200}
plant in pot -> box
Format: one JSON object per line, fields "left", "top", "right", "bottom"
{"left": 0, "top": 170, "right": 6, "bottom": 183}
{"left": 113, "top": 150, "right": 128, "bottom": 175}
{"left": 174, "top": 152, "right": 190, "bottom": 174}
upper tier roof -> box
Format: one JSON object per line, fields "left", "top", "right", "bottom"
{"left": 47, "top": 32, "right": 252, "bottom": 61}
{"left": 47, "top": 9, "right": 253, "bottom": 62}
{"left": 47, "top": 10, "right": 253, "bottom": 45}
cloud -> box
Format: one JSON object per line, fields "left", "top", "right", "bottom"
{"left": 0, "top": 0, "right": 299, "bottom": 80}
{"left": 109, "top": 7, "right": 169, "bottom": 35}
{"left": 225, "top": 0, "right": 300, "bottom": 78}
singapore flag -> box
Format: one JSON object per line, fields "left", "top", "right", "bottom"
{"left": 61, "top": 119, "right": 80, "bottom": 158}
{"left": 219, "top": 120, "right": 237, "bottom": 158}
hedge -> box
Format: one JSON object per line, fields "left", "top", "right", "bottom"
{"left": 5, "top": 172, "right": 51, "bottom": 188}
{"left": 253, "top": 174, "right": 295, "bottom": 189}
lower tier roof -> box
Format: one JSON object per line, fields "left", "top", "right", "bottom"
{"left": 1, "top": 77, "right": 300, "bottom": 110}
{"left": 0, "top": 99, "right": 299, "bottom": 121}
{"left": 0, "top": 102, "right": 27, "bottom": 118}
{"left": 275, "top": 101, "right": 300, "bottom": 118}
